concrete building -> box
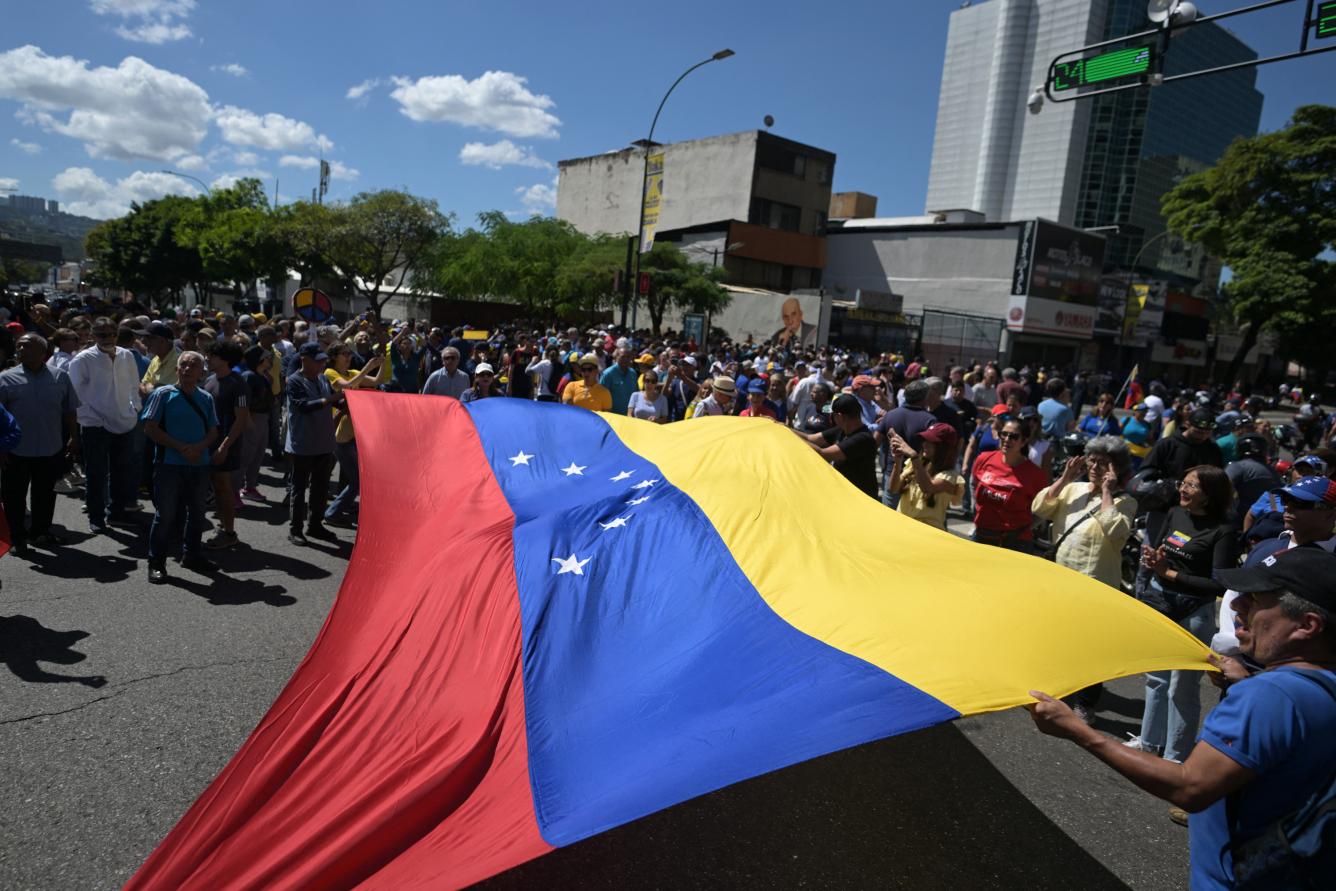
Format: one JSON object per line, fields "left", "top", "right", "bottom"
{"left": 925, "top": 0, "right": 1261, "bottom": 269}
{"left": 6, "top": 195, "right": 49, "bottom": 213}
{"left": 556, "top": 130, "right": 835, "bottom": 293}
{"left": 829, "top": 191, "right": 878, "bottom": 220}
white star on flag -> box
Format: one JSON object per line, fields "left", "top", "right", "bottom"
{"left": 510, "top": 451, "right": 533, "bottom": 466}
{"left": 599, "top": 516, "right": 630, "bottom": 530}
{"left": 561, "top": 462, "right": 587, "bottom": 477}
{"left": 551, "top": 553, "right": 591, "bottom": 575}
{"left": 631, "top": 479, "right": 659, "bottom": 490}
{"left": 610, "top": 470, "right": 634, "bottom": 482}
{"left": 626, "top": 496, "right": 651, "bottom": 506}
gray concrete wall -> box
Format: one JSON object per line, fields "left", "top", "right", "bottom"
{"left": 823, "top": 227, "right": 1020, "bottom": 318}
{"left": 556, "top": 131, "right": 758, "bottom": 237}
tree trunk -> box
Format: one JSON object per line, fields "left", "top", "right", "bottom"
{"left": 1225, "top": 322, "right": 1260, "bottom": 387}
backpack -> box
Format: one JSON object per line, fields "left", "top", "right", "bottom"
{"left": 1231, "top": 670, "right": 1336, "bottom": 890}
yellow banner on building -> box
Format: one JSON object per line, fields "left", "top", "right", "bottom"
{"left": 639, "top": 152, "right": 664, "bottom": 254}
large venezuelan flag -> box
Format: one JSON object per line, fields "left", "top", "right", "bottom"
{"left": 127, "top": 393, "right": 1208, "bottom": 890}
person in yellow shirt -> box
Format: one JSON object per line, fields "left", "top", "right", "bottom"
{"left": 323, "top": 343, "right": 384, "bottom": 527}
{"left": 139, "top": 322, "right": 180, "bottom": 397}
{"left": 561, "top": 354, "right": 613, "bottom": 412}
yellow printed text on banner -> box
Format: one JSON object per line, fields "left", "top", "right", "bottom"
{"left": 640, "top": 152, "right": 664, "bottom": 254}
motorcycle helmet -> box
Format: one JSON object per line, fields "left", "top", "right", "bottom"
{"left": 1127, "top": 468, "right": 1180, "bottom": 513}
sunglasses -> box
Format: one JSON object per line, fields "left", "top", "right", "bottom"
{"left": 997, "top": 431, "right": 1022, "bottom": 441}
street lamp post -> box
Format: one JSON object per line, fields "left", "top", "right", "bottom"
{"left": 627, "top": 48, "right": 735, "bottom": 331}
{"left": 160, "top": 169, "right": 212, "bottom": 196}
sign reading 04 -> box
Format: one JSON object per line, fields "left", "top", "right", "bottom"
{"left": 292, "top": 287, "right": 334, "bottom": 323}
{"left": 1052, "top": 44, "right": 1155, "bottom": 91}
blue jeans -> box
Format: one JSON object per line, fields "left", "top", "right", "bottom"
{"left": 326, "top": 440, "right": 360, "bottom": 520}
{"left": 148, "top": 464, "right": 209, "bottom": 562}
{"left": 1139, "top": 598, "right": 1216, "bottom": 761}
{"left": 81, "top": 425, "right": 138, "bottom": 527}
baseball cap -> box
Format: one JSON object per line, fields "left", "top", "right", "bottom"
{"left": 473, "top": 362, "right": 495, "bottom": 376}
{"left": 852, "top": 374, "right": 877, "bottom": 390}
{"left": 990, "top": 403, "right": 1011, "bottom": 417}
{"left": 747, "top": 378, "right": 767, "bottom": 395}
{"left": 712, "top": 376, "right": 736, "bottom": 394}
{"left": 1133, "top": 402, "right": 1148, "bottom": 411}
{"left": 137, "top": 321, "right": 174, "bottom": 340}
{"left": 1216, "top": 547, "right": 1336, "bottom": 613}
{"left": 579, "top": 353, "right": 600, "bottom": 368}
{"left": 1293, "top": 455, "right": 1330, "bottom": 476}
{"left": 682, "top": 356, "right": 697, "bottom": 367}
{"left": 5, "top": 321, "right": 25, "bottom": 333}
{"left": 1188, "top": 408, "right": 1214, "bottom": 430}
{"left": 921, "top": 422, "right": 958, "bottom": 446}
{"left": 636, "top": 353, "right": 655, "bottom": 365}
{"left": 1273, "top": 475, "right": 1336, "bottom": 506}
{"left": 831, "top": 393, "right": 861, "bottom": 417}
{"left": 298, "top": 342, "right": 328, "bottom": 361}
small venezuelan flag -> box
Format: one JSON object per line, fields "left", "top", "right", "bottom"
{"left": 127, "top": 394, "right": 1209, "bottom": 890}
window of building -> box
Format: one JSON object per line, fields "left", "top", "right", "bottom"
{"left": 749, "top": 197, "right": 803, "bottom": 233}
{"left": 756, "top": 141, "right": 808, "bottom": 178}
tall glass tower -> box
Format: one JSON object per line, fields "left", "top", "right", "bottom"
{"left": 926, "top": 0, "right": 1262, "bottom": 283}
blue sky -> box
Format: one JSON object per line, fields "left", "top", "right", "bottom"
{"left": 1, "top": 0, "right": 1332, "bottom": 222}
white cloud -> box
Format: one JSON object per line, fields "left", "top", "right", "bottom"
{"left": 232, "top": 149, "right": 259, "bottom": 166}
{"left": 515, "top": 176, "right": 558, "bottom": 215}
{"left": 0, "top": 45, "right": 212, "bottom": 162}
{"left": 327, "top": 160, "right": 358, "bottom": 181}
{"left": 278, "top": 155, "right": 358, "bottom": 181}
{"left": 90, "top": 0, "right": 196, "bottom": 44}
{"left": 278, "top": 154, "right": 318, "bottom": 169}
{"left": 459, "top": 139, "right": 551, "bottom": 170}
{"left": 345, "top": 78, "right": 380, "bottom": 101}
{"left": 214, "top": 105, "right": 332, "bottom": 153}
{"left": 390, "top": 70, "right": 560, "bottom": 138}
{"left": 10, "top": 138, "right": 41, "bottom": 154}
{"left": 52, "top": 165, "right": 198, "bottom": 218}
{"left": 0, "top": 177, "right": 19, "bottom": 191}
{"left": 213, "top": 63, "right": 249, "bottom": 78}
{"left": 209, "top": 168, "right": 271, "bottom": 191}
{"left": 174, "top": 153, "right": 207, "bottom": 171}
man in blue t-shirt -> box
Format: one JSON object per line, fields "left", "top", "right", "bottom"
{"left": 1027, "top": 547, "right": 1336, "bottom": 890}
{"left": 141, "top": 350, "right": 219, "bottom": 583}
{"left": 1037, "top": 378, "right": 1076, "bottom": 438}
{"left": 598, "top": 348, "right": 639, "bottom": 415}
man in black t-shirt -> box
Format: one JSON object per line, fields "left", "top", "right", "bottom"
{"left": 798, "top": 393, "right": 878, "bottom": 499}
{"left": 202, "top": 340, "right": 250, "bottom": 550}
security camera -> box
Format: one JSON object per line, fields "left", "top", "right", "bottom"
{"left": 1147, "top": 73, "right": 1165, "bottom": 86}
{"left": 1026, "top": 86, "right": 1044, "bottom": 115}
{"left": 1171, "top": 1, "right": 1198, "bottom": 25}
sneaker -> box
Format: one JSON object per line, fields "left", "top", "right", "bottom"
{"left": 204, "top": 531, "right": 240, "bottom": 550}
{"left": 324, "top": 514, "right": 357, "bottom": 529}
{"left": 148, "top": 563, "right": 168, "bottom": 584}
{"left": 180, "top": 554, "right": 218, "bottom": 574}
{"left": 241, "top": 487, "right": 265, "bottom": 502}
{"left": 1168, "top": 807, "right": 1189, "bottom": 827}
{"left": 288, "top": 530, "right": 308, "bottom": 546}
{"left": 89, "top": 521, "right": 109, "bottom": 535}
{"left": 306, "top": 523, "right": 336, "bottom": 540}
{"left": 54, "top": 476, "right": 77, "bottom": 494}
{"left": 1122, "top": 734, "right": 1164, "bottom": 756}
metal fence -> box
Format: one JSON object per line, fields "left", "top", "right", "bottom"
{"left": 917, "top": 308, "right": 1004, "bottom": 372}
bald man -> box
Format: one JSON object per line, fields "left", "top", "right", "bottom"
{"left": 773, "top": 297, "right": 817, "bottom": 349}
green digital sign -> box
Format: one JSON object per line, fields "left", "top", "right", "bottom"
{"left": 1053, "top": 45, "right": 1155, "bottom": 91}
{"left": 1318, "top": 1, "right": 1336, "bottom": 39}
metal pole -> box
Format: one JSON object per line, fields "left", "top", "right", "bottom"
{"left": 160, "top": 169, "right": 212, "bottom": 196}
{"left": 630, "top": 49, "right": 734, "bottom": 333}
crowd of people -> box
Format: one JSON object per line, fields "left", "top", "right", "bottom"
{"left": 1, "top": 290, "right": 1334, "bottom": 887}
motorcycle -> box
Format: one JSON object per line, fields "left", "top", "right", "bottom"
{"left": 1122, "top": 515, "right": 1146, "bottom": 595}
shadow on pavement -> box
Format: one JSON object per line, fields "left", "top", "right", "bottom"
{"left": 0, "top": 615, "right": 107, "bottom": 687}
{"left": 218, "top": 546, "right": 333, "bottom": 580}
{"left": 23, "top": 546, "right": 138, "bottom": 584}
{"left": 479, "top": 723, "right": 1128, "bottom": 891}
{"left": 166, "top": 573, "right": 297, "bottom": 607}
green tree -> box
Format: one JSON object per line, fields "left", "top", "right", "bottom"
{"left": 175, "top": 178, "right": 286, "bottom": 303}
{"left": 333, "top": 190, "right": 452, "bottom": 316}
{"left": 639, "top": 242, "right": 730, "bottom": 336}
{"left": 83, "top": 194, "right": 206, "bottom": 309}
{"left": 271, "top": 200, "right": 345, "bottom": 287}
{"left": 1162, "top": 104, "right": 1336, "bottom": 380}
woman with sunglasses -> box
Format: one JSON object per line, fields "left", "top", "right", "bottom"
{"left": 1130, "top": 464, "right": 1236, "bottom": 763}
{"left": 969, "top": 417, "right": 1048, "bottom": 552}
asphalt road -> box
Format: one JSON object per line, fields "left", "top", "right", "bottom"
{"left": 1, "top": 462, "right": 1204, "bottom": 890}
